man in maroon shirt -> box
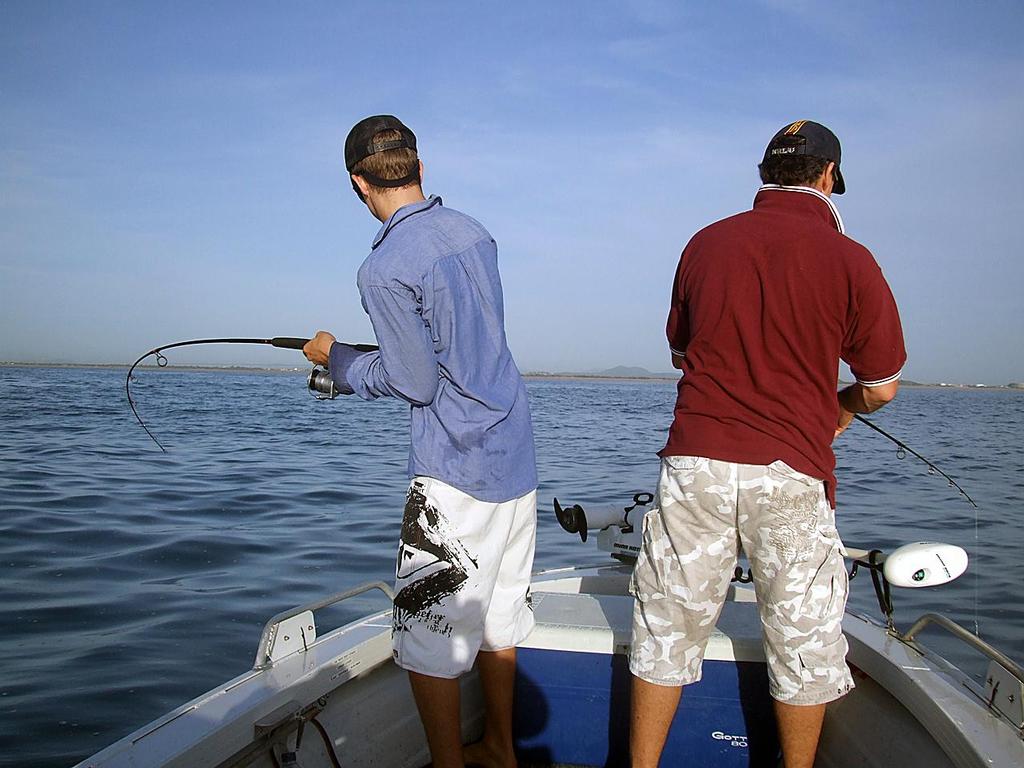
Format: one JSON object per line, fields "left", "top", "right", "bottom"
{"left": 628, "top": 120, "right": 906, "bottom": 768}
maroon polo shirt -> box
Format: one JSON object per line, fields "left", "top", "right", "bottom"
{"left": 662, "top": 186, "right": 906, "bottom": 506}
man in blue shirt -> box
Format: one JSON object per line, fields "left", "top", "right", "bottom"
{"left": 304, "top": 115, "right": 537, "bottom": 768}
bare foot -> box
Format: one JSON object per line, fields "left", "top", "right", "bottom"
{"left": 463, "top": 739, "right": 517, "bottom": 768}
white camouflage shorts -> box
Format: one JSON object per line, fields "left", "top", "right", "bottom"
{"left": 629, "top": 456, "right": 855, "bottom": 706}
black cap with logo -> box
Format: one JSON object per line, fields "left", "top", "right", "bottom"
{"left": 762, "top": 120, "right": 845, "bottom": 194}
{"left": 344, "top": 115, "right": 419, "bottom": 188}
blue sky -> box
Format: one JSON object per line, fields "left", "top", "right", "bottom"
{"left": 2, "top": 1, "right": 1022, "bottom": 383}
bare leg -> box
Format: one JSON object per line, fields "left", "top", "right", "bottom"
{"left": 630, "top": 675, "right": 682, "bottom": 768}
{"left": 408, "top": 670, "right": 464, "bottom": 768}
{"left": 774, "top": 701, "right": 826, "bottom": 768}
{"left": 463, "top": 648, "right": 517, "bottom": 768}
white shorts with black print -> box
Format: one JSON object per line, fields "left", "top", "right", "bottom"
{"left": 391, "top": 476, "right": 537, "bottom": 678}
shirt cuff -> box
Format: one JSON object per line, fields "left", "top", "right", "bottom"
{"left": 856, "top": 367, "right": 903, "bottom": 387}
{"left": 327, "top": 342, "right": 362, "bottom": 395}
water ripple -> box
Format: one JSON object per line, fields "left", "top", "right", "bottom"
{"left": 0, "top": 368, "right": 1021, "bottom": 767}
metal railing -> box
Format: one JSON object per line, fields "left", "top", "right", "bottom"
{"left": 253, "top": 581, "right": 395, "bottom": 669}
{"left": 903, "top": 612, "right": 1024, "bottom": 685}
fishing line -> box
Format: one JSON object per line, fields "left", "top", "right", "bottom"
{"left": 854, "top": 413, "right": 982, "bottom": 635}
{"left": 126, "top": 336, "right": 378, "bottom": 451}
{"left": 974, "top": 503, "right": 980, "bottom": 636}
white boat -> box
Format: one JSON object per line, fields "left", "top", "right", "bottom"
{"left": 73, "top": 494, "right": 1024, "bottom": 768}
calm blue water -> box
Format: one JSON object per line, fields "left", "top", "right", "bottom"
{"left": 1, "top": 366, "right": 1021, "bottom": 768}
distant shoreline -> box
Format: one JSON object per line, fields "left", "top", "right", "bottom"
{"left": 2, "top": 361, "right": 1022, "bottom": 391}
{"left": 525, "top": 372, "right": 676, "bottom": 383}
{"left": 522, "top": 375, "right": 1024, "bottom": 391}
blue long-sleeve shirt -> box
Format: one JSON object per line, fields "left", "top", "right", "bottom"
{"left": 329, "top": 195, "right": 537, "bottom": 503}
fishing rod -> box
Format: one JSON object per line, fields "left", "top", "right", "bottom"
{"left": 126, "top": 336, "right": 378, "bottom": 451}
{"left": 853, "top": 414, "right": 977, "bottom": 508}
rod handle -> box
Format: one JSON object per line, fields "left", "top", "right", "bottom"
{"left": 270, "top": 337, "right": 379, "bottom": 353}
{"left": 270, "top": 337, "right": 311, "bottom": 350}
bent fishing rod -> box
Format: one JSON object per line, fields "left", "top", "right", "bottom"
{"left": 126, "top": 336, "right": 378, "bottom": 451}
{"left": 853, "top": 414, "right": 977, "bottom": 508}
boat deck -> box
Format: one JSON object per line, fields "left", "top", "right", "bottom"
{"left": 515, "top": 585, "right": 778, "bottom": 766}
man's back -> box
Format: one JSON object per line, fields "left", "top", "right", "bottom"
{"left": 663, "top": 186, "right": 905, "bottom": 501}
{"left": 353, "top": 196, "right": 537, "bottom": 503}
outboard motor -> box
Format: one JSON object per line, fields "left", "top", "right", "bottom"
{"left": 554, "top": 492, "right": 655, "bottom": 562}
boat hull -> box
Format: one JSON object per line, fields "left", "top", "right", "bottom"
{"left": 72, "top": 564, "right": 1024, "bottom": 768}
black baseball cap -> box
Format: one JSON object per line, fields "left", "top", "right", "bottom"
{"left": 762, "top": 120, "right": 845, "bottom": 194}
{"left": 344, "top": 115, "right": 419, "bottom": 188}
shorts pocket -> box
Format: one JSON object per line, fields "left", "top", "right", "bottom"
{"left": 768, "top": 460, "right": 821, "bottom": 488}
{"left": 797, "top": 635, "right": 854, "bottom": 700}
{"left": 629, "top": 508, "right": 666, "bottom": 601}
{"left": 664, "top": 455, "right": 704, "bottom": 472}
{"left": 799, "top": 541, "right": 848, "bottom": 621}
{"left": 816, "top": 522, "right": 845, "bottom": 555}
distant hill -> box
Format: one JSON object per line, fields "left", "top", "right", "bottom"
{"left": 523, "top": 366, "right": 676, "bottom": 380}
{"left": 595, "top": 366, "right": 676, "bottom": 379}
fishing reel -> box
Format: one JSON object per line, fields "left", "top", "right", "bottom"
{"left": 307, "top": 367, "right": 340, "bottom": 400}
